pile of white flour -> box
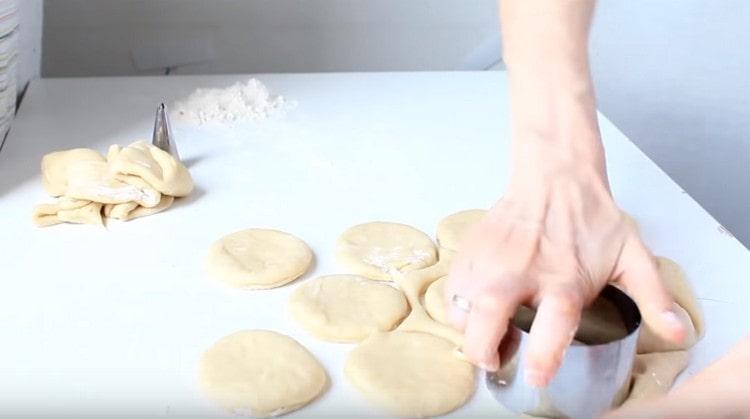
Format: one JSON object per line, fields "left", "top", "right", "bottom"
{"left": 172, "top": 78, "right": 285, "bottom": 125}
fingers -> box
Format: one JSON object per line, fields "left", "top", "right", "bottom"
{"left": 462, "top": 290, "right": 521, "bottom": 371}
{"left": 618, "top": 236, "right": 685, "bottom": 343}
{"left": 444, "top": 263, "right": 474, "bottom": 331}
{"left": 525, "top": 288, "right": 583, "bottom": 387}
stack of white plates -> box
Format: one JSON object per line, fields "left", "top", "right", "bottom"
{"left": 0, "top": 0, "right": 17, "bottom": 138}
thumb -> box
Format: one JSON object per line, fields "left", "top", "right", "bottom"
{"left": 616, "top": 235, "right": 686, "bottom": 343}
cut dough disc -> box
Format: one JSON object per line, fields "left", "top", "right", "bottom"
{"left": 336, "top": 222, "right": 437, "bottom": 281}
{"left": 423, "top": 276, "right": 449, "bottom": 325}
{"left": 435, "top": 209, "right": 486, "bottom": 251}
{"left": 289, "top": 274, "right": 409, "bottom": 342}
{"left": 345, "top": 331, "right": 475, "bottom": 417}
{"left": 199, "top": 330, "right": 327, "bottom": 417}
{"left": 206, "top": 229, "right": 313, "bottom": 289}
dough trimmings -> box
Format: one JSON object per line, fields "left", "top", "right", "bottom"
{"left": 33, "top": 141, "right": 193, "bottom": 227}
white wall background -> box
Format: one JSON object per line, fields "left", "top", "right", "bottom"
{"left": 590, "top": 0, "right": 750, "bottom": 246}
{"left": 42, "top": 0, "right": 498, "bottom": 76}
{"left": 17, "top": 0, "right": 43, "bottom": 90}
{"left": 39, "top": 0, "right": 750, "bottom": 246}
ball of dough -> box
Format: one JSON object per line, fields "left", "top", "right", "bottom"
{"left": 336, "top": 222, "right": 437, "bottom": 281}
{"left": 206, "top": 229, "right": 313, "bottom": 289}
{"left": 435, "top": 209, "right": 486, "bottom": 251}
{"left": 423, "top": 276, "right": 449, "bottom": 325}
{"left": 289, "top": 274, "right": 409, "bottom": 342}
{"left": 345, "top": 331, "right": 475, "bottom": 417}
{"left": 199, "top": 330, "right": 327, "bottom": 417}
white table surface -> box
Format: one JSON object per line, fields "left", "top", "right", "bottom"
{"left": 1, "top": 72, "right": 748, "bottom": 417}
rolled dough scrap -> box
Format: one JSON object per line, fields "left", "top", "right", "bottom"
{"left": 288, "top": 274, "right": 409, "bottom": 342}
{"left": 206, "top": 228, "right": 313, "bottom": 289}
{"left": 623, "top": 351, "right": 690, "bottom": 405}
{"left": 637, "top": 256, "right": 703, "bottom": 353}
{"left": 435, "top": 209, "right": 487, "bottom": 251}
{"left": 42, "top": 148, "right": 162, "bottom": 207}
{"left": 199, "top": 330, "right": 327, "bottom": 417}
{"left": 107, "top": 141, "right": 193, "bottom": 197}
{"left": 336, "top": 222, "right": 438, "bottom": 281}
{"left": 35, "top": 141, "right": 194, "bottom": 227}
{"left": 32, "top": 198, "right": 103, "bottom": 227}
{"left": 104, "top": 195, "right": 175, "bottom": 221}
{"left": 345, "top": 331, "right": 475, "bottom": 417}
{"left": 41, "top": 148, "right": 106, "bottom": 196}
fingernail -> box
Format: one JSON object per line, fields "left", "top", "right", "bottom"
{"left": 525, "top": 369, "right": 548, "bottom": 388}
{"left": 478, "top": 361, "right": 499, "bottom": 372}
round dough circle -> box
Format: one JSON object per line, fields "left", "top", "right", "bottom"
{"left": 336, "top": 222, "right": 437, "bottom": 281}
{"left": 206, "top": 229, "right": 313, "bottom": 289}
{"left": 289, "top": 274, "right": 410, "bottom": 342}
{"left": 436, "top": 209, "right": 486, "bottom": 251}
{"left": 423, "top": 276, "right": 449, "bottom": 325}
{"left": 199, "top": 330, "right": 327, "bottom": 417}
{"left": 345, "top": 331, "right": 475, "bottom": 417}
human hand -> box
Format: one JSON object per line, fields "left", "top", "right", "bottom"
{"left": 603, "top": 336, "right": 750, "bottom": 418}
{"left": 444, "top": 151, "right": 686, "bottom": 387}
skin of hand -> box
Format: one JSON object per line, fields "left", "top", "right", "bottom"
{"left": 444, "top": 0, "right": 685, "bottom": 387}
{"left": 603, "top": 336, "right": 750, "bottom": 418}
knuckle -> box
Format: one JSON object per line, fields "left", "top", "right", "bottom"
{"left": 551, "top": 289, "right": 584, "bottom": 317}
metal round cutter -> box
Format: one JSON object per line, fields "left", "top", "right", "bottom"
{"left": 486, "top": 285, "right": 641, "bottom": 419}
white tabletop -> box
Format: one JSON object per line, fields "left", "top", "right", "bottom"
{"left": 1, "top": 72, "right": 748, "bottom": 417}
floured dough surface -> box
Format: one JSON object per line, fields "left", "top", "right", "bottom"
{"left": 336, "top": 222, "right": 437, "bottom": 281}
{"left": 199, "top": 330, "right": 327, "bottom": 417}
{"left": 345, "top": 331, "right": 474, "bottom": 417}
{"left": 435, "top": 209, "right": 486, "bottom": 251}
{"left": 206, "top": 229, "right": 313, "bottom": 289}
{"left": 289, "top": 274, "right": 409, "bottom": 342}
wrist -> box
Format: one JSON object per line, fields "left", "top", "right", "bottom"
{"left": 507, "top": 132, "right": 609, "bottom": 197}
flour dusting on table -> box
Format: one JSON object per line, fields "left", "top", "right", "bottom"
{"left": 172, "top": 78, "right": 285, "bottom": 125}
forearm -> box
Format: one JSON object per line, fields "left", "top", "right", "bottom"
{"left": 499, "top": 0, "right": 605, "bottom": 183}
